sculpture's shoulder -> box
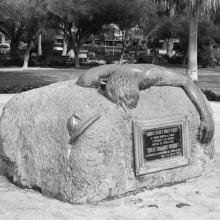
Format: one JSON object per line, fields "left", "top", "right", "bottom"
{"left": 77, "top": 64, "right": 119, "bottom": 87}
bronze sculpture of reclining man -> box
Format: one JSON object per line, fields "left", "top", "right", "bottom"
{"left": 68, "top": 64, "right": 214, "bottom": 144}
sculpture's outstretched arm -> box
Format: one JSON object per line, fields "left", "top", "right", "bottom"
{"left": 77, "top": 64, "right": 214, "bottom": 144}
{"left": 139, "top": 66, "right": 215, "bottom": 144}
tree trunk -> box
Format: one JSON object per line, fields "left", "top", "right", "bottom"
{"left": 10, "top": 38, "right": 20, "bottom": 60}
{"left": 182, "top": 52, "right": 187, "bottom": 66}
{"left": 119, "top": 42, "right": 126, "bottom": 65}
{"left": 187, "top": 7, "right": 199, "bottom": 81}
{"left": 62, "top": 35, "right": 68, "bottom": 56}
{"left": 167, "top": 3, "right": 175, "bottom": 57}
{"left": 74, "top": 49, "right": 80, "bottom": 68}
{"left": 209, "top": 44, "right": 215, "bottom": 60}
{"left": 38, "top": 33, "right": 42, "bottom": 56}
{"left": 169, "top": 4, "right": 175, "bottom": 17}
{"left": 68, "top": 31, "right": 81, "bottom": 68}
{"left": 0, "top": 33, "right": 5, "bottom": 44}
{"left": 167, "top": 39, "right": 174, "bottom": 56}
{"left": 23, "top": 41, "right": 34, "bottom": 69}
{"left": 91, "top": 34, "right": 95, "bottom": 46}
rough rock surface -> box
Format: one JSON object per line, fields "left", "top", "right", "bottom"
{"left": 0, "top": 79, "right": 215, "bottom": 204}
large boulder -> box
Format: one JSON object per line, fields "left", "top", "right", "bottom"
{"left": 0, "top": 79, "right": 214, "bottom": 204}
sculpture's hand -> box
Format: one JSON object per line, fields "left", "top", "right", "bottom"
{"left": 198, "top": 114, "right": 215, "bottom": 144}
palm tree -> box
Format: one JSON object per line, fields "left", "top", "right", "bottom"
{"left": 159, "top": 0, "right": 219, "bottom": 80}
{"left": 37, "top": 30, "right": 42, "bottom": 56}
{"left": 186, "top": 0, "right": 219, "bottom": 80}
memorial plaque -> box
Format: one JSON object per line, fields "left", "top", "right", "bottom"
{"left": 143, "top": 125, "right": 183, "bottom": 161}
{"left": 133, "top": 116, "right": 189, "bottom": 176}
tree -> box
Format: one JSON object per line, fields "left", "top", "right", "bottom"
{"left": 150, "top": 4, "right": 220, "bottom": 67}
{"left": 62, "top": 34, "right": 68, "bottom": 56}
{"left": 22, "top": 0, "right": 47, "bottom": 68}
{"left": 153, "top": 15, "right": 189, "bottom": 61}
{"left": 0, "top": 0, "right": 26, "bottom": 59}
{"left": 37, "top": 32, "right": 42, "bottom": 56}
{"left": 0, "top": 0, "right": 47, "bottom": 68}
{"left": 146, "top": 3, "right": 190, "bottom": 64}
{"left": 159, "top": 0, "right": 220, "bottom": 80}
{"left": 197, "top": 19, "right": 220, "bottom": 67}
{"left": 47, "top": 0, "right": 106, "bottom": 67}
{"left": 138, "top": 0, "right": 159, "bottom": 37}
{"left": 100, "top": 0, "right": 146, "bottom": 63}
{"left": 187, "top": 0, "right": 220, "bottom": 80}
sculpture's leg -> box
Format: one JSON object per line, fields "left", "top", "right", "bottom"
{"left": 138, "top": 66, "right": 215, "bottom": 144}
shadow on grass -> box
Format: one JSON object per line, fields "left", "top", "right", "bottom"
{"left": 202, "top": 90, "right": 220, "bottom": 102}
{"left": 0, "top": 83, "right": 50, "bottom": 93}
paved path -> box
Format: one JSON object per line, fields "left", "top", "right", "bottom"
{"left": 210, "top": 102, "right": 220, "bottom": 152}
{"left": 0, "top": 94, "right": 13, "bottom": 110}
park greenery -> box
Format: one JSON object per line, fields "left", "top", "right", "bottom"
{"left": 0, "top": 0, "right": 220, "bottom": 80}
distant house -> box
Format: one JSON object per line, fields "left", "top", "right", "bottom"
{"left": 53, "top": 35, "right": 64, "bottom": 52}
{"left": 0, "top": 32, "right": 10, "bottom": 47}
{"left": 151, "top": 38, "right": 180, "bottom": 57}
{"left": 0, "top": 32, "right": 10, "bottom": 53}
{"left": 95, "top": 35, "right": 123, "bottom": 54}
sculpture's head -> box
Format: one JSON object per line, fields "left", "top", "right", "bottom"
{"left": 105, "top": 70, "right": 139, "bottom": 111}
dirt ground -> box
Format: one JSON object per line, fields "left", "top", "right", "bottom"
{"left": 0, "top": 160, "right": 219, "bottom": 220}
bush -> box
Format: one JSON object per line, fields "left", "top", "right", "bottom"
{"left": 167, "top": 55, "right": 184, "bottom": 64}
{"left": 202, "top": 90, "right": 220, "bottom": 101}
{"left": 0, "top": 54, "right": 11, "bottom": 66}
{"left": 29, "top": 55, "right": 71, "bottom": 67}
{"left": 4, "top": 58, "right": 23, "bottom": 67}
{"left": 103, "top": 54, "right": 120, "bottom": 64}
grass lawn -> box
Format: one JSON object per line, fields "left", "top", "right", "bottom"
{"left": 0, "top": 65, "right": 220, "bottom": 100}
{"left": 0, "top": 67, "right": 87, "bottom": 93}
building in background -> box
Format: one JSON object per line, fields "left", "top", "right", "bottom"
{"left": 0, "top": 32, "right": 10, "bottom": 54}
